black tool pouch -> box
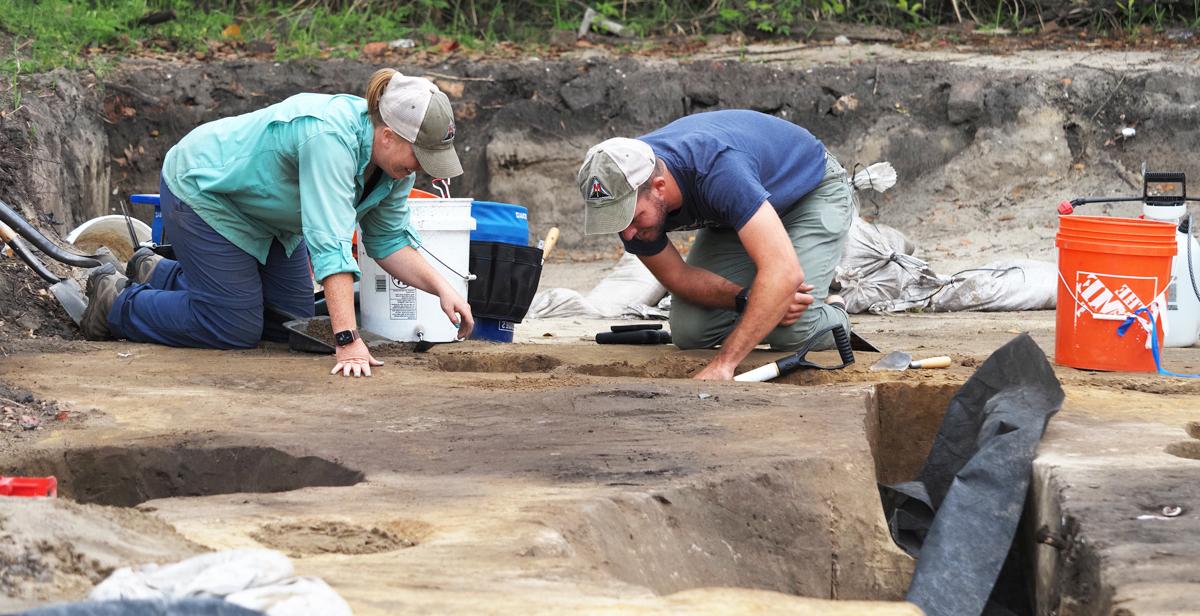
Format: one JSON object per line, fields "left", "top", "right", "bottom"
{"left": 467, "top": 241, "right": 543, "bottom": 322}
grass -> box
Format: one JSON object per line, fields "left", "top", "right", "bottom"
{"left": 2, "top": 0, "right": 1199, "bottom": 77}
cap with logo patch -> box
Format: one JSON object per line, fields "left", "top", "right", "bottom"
{"left": 577, "top": 137, "right": 655, "bottom": 236}
{"left": 378, "top": 73, "right": 463, "bottom": 179}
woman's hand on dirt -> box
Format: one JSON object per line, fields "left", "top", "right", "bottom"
{"left": 440, "top": 292, "right": 474, "bottom": 340}
{"left": 331, "top": 338, "right": 384, "bottom": 377}
{"left": 779, "top": 283, "right": 815, "bottom": 327}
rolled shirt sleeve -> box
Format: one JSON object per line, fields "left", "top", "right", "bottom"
{"left": 298, "top": 131, "right": 362, "bottom": 282}
{"left": 360, "top": 174, "right": 420, "bottom": 260}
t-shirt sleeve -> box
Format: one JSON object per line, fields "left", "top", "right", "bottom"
{"left": 697, "top": 150, "right": 771, "bottom": 231}
{"left": 298, "top": 130, "right": 360, "bottom": 282}
{"left": 360, "top": 174, "right": 420, "bottom": 261}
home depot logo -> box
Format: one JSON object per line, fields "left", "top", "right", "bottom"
{"left": 1074, "top": 271, "right": 1158, "bottom": 321}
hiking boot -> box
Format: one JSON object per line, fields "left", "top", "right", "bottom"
{"left": 79, "top": 263, "right": 128, "bottom": 340}
{"left": 125, "top": 246, "right": 164, "bottom": 285}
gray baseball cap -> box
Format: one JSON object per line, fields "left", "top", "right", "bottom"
{"left": 379, "top": 73, "right": 463, "bottom": 179}
{"left": 577, "top": 138, "right": 656, "bottom": 235}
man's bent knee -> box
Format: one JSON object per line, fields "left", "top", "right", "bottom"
{"left": 765, "top": 304, "right": 850, "bottom": 352}
{"left": 668, "top": 307, "right": 728, "bottom": 350}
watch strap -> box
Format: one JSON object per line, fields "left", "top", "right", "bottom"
{"left": 334, "top": 329, "right": 359, "bottom": 347}
{"left": 735, "top": 287, "right": 750, "bottom": 313}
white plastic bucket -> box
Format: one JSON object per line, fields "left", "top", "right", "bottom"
{"left": 359, "top": 198, "right": 476, "bottom": 342}
{"left": 65, "top": 215, "right": 152, "bottom": 263}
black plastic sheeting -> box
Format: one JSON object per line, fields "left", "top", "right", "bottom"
{"left": 15, "top": 598, "right": 263, "bottom": 616}
{"left": 880, "top": 333, "right": 1064, "bottom": 616}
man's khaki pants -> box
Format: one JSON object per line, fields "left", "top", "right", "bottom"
{"left": 669, "top": 155, "right": 853, "bottom": 351}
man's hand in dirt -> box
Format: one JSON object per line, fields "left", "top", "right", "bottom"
{"left": 779, "top": 283, "right": 815, "bottom": 327}
{"left": 692, "top": 360, "right": 736, "bottom": 381}
{"left": 331, "top": 338, "right": 384, "bottom": 377}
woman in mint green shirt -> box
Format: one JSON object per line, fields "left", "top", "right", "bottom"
{"left": 79, "top": 69, "right": 473, "bottom": 377}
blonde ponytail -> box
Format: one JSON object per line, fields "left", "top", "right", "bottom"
{"left": 365, "top": 68, "right": 396, "bottom": 127}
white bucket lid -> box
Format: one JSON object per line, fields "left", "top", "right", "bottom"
{"left": 410, "top": 198, "right": 476, "bottom": 231}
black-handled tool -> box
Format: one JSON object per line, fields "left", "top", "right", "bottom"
{"left": 0, "top": 198, "right": 105, "bottom": 268}
{"left": 734, "top": 325, "right": 854, "bottom": 382}
{"left": 596, "top": 329, "right": 672, "bottom": 344}
{"left": 609, "top": 323, "right": 663, "bottom": 333}
{"left": 0, "top": 220, "right": 88, "bottom": 325}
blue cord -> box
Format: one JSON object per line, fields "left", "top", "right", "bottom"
{"left": 1117, "top": 308, "right": 1200, "bottom": 378}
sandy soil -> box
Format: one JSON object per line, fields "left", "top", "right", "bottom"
{"left": 0, "top": 301, "right": 1197, "bottom": 613}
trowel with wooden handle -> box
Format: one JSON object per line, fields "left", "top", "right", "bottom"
{"left": 869, "top": 351, "right": 952, "bottom": 372}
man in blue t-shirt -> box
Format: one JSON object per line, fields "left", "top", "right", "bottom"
{"left": 577, "top": 110, "right": 852, "bottom": 380}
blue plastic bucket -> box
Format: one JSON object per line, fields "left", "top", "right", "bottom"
{"left": 470, "top": 201, "right": 530, "bottom": 343}
{"left": 472, "top": 317, "right": 516, "bottom": 343}
{"left": 470, "top": 201, "right": 529, "bottom": 245}
{"left": 130, "top": 194, "right": 164, "bottom": 244}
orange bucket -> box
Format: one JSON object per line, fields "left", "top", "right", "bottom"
{"left": 1055, "top": 216, "right": 1177, "bottom": 371}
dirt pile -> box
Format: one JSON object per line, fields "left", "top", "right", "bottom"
{"left": 0, "top": 497, "right": 202, "bottom": 612}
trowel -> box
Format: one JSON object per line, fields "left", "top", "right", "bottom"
{"left": 869, "top": 351, "right": 952, "bottom": 372}
{"left": 1, "top": 220, "right": 88, "bottom": 325}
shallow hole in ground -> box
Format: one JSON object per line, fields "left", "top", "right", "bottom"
{"left": 6, "top": 446, "right": 364, "bottom": 507}
{"left": 575, "top": 355, "right": 708, "bottom": 379}
{"left": 432, "top": 352, "right": 562, "bottom": 373}
{"left": 251, "top": 518, "right": 432, "bottom": 557}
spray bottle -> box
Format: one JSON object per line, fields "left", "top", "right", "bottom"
{"left": 1059, "top": 169, "right": 1200, "bottom": 347}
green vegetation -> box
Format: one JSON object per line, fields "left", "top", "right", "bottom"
{"left": 2, "top": 0, "right": 1198, "bottom": 75}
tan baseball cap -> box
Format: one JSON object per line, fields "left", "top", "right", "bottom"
{"left": 378, "top": 73, "right": 463, "bottom": 179}
{"left": 577, "top": 137, "right": 655, "bottom": 235}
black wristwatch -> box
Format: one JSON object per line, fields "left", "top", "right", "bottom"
{"left": 334, "top": 329, "right": 359, "bottom": 347}
{"left": 734, "top": 287, "right": 750, "bottom": 313}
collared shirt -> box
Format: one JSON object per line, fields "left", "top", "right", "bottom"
{"left": 622, "top": 110, "right": 827, "bottom": 256}
{"left": 162, "top": 93, "right": 418, "bottom": 282}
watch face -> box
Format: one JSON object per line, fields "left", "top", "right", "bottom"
{"left": 335, "top": 330, "right": 356, "bottom": 346}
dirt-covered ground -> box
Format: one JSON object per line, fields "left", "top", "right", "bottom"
{"left": 1, "top": 39, "right": 1200, "bottom": 614}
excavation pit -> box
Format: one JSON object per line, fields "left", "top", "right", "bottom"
{"left": 865, "top": 382, "right": 959, "bottom": 485}
{"left": 432, "top": 352, "right": 562, "bottom": 373}
{"left": 7, "top": 446, "right": 364, "bottom": 508}
{"left": 554, "top": 382, "right": 964, "bottom": 602}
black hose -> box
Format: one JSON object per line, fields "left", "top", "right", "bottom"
{"left": 0, "top": 199, "right": 102, "bottom": 268}
{"left": 7, "top": 237, "right": 62, "bottom": 284}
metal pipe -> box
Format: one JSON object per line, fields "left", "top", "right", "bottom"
{"left": 0, "top": 198, "right": 102, "bottom": 268}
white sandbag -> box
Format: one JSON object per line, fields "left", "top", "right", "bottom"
{"left": 526, "top": 287, "right": 668, "bottom": 320}
{"left": 227, "top": 576, "right": 353, "bottom": 616}
{"left": 529, "top": 252, "right": 668, "bottom": 319}
{"left": 929, "top": 259, "right": 1057, "bottom": 312}
{"left": 90, "top": 550, "right": 292, "bottom": 600}
{"left": 835, "top": 217, "right": 927, "bottom": 314}
{"left": 89, "top": 549, "right": 352, "bottom": 616}
{"left": 528, "top": 288, "right": 602, "bottom": 318}
{"left": 583, "top": 252, "right": 667, "bottom": 317}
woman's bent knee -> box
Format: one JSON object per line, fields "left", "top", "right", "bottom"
{"left": 193, "top": 303, "right": 263, "bottom": 349}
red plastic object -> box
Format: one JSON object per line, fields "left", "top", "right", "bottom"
{"left": 0, "top": 476, "right": 58, "bottom": 498}
{"left": 1058, "top": 200, "right": 1075, "bottom": 215}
